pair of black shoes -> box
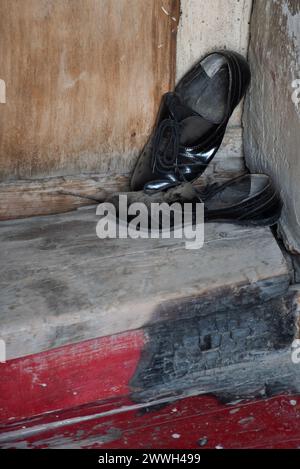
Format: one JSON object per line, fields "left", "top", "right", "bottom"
{"left": 129, "top": 50, "right": 282, "bottom": 226}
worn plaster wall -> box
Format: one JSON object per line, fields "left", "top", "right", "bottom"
{"left": 243, "top": 0, "right": 300, "bottom": 253}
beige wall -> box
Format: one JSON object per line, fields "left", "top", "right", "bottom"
{"left": 176, "top": 0, "right": 252, "bottom": 83}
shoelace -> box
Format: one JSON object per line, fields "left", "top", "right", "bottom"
{"left": 151, "top": 118, "right": 180, "bottom": 174}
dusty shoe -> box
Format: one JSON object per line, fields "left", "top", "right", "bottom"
{"left": 131, "top": 50, "right": 251, "bottom": 192}
{"left": 110, "top": 175, "right": 281, "bottom": 228}
{"left": 202, "top": 174, "right": 282, "bottom": 226}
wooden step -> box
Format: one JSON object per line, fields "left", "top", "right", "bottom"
{"left": 0, "top": 211, "right": 299, "bottom": 449}
{"left": 0, "top": 206, "right": 290, "bottom": 360}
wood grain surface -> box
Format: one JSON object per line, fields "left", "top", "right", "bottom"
{"left": 0, "top": 0, "right": 179, "bottom": 180}
{"left": 0, "top": 207, "right": 289, "bottom": 359}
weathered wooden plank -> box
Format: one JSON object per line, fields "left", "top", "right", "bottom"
{"left": 0, "top": 330, "right": 146, "bottom": 424}
{"left": 0, "top": 206, "right": 289, "bottom": 359}
{"left": 0, "top": 292, "right": 298, "bottom": 425}
{"left": 0, "top": 286, "right": 298, "bottom": 447}
{"left": 0, "top": 0, "right": 179, "bottom": 180}
{"left": 0, "top": 128, "right": 244, "bottom": 221}
{"left": 0, "top": 173, "right": 129, "bottom": 220}
{"left": 1, "top": 377, "right": 300, "bottom": 449}
{"left": 130, "top": 294, "right": 297, "bottom": 402}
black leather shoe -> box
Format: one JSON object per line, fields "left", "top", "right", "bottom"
{"left": 200, "top": 174, "right": 282, "bottom": 226}
{"left": 131, "top": 50, "right": 251, "bottom": 192}
{"left": 114, "top": 174, "right": 281, "bottom": 228}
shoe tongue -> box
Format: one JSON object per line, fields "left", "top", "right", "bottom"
{"left": 165, "top": 92, "right": 197, "bottom": 121}
{"left": 165, "top": 92, "right": 216, "bottom": 146}
{"left": 166, "top": 93, "right": 215, "bottom": 146}
{"left": 180, "top": 116, "right": 216, "bottom": 146}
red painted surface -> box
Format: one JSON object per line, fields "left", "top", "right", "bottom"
{"left": 1, "top": 394, "right": 300, "bottom": 449}
{"left": 0, "top": 330, "right": 146, "bottom": 424}
{"left": 1, "top": 331, "right": 300, "bottom": 449}
{"left": 93, "top": 394, "right": 300, "bottom": 449}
